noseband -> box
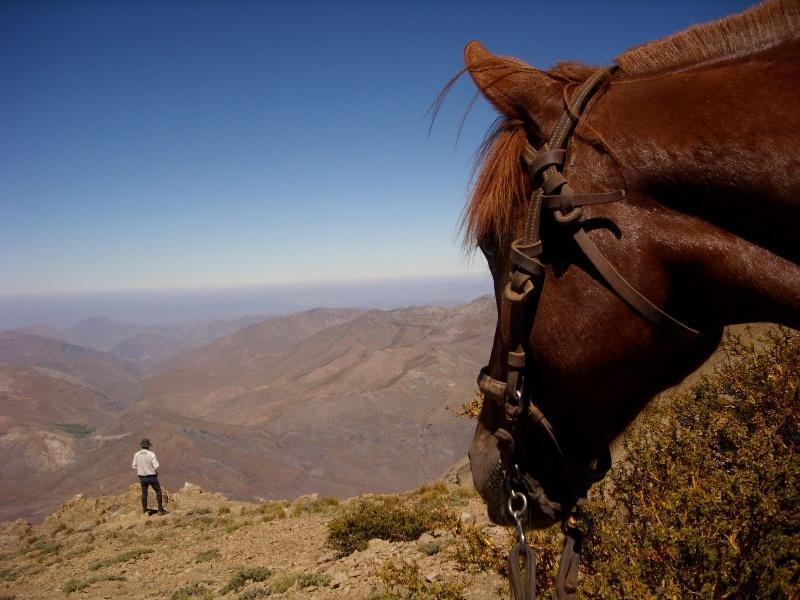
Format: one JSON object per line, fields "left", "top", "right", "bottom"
{"left": 476, "top": 68, "right": 702, "bottom": 599}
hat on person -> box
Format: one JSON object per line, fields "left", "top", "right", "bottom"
{"left": 140, "top": 438, "right": 151, "bottom": 449}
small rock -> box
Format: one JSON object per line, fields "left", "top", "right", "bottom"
{"left": 424, "top": 569, "right": 442, "bottom": 583}
{"left": 460, "top": 512, "right": 476, "bottom": 528}
{"left": 368, "top": 538, "right": 390, "bottom": 551}
{"left": 331, "top": 572, "right": 347, "bottom": 588}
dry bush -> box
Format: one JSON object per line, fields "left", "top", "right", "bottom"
{"left": 327, "top": 496, "right": 454, "bottom": 557}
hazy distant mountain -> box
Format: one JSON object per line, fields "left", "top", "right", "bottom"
{"left": 17, "top": 315, "right": 271, "bottom": 372}
{"left": 0, "top": 297, "right": 496, "bottom": 521}
{"left": 0, "top": 331, "right": 141, "bottom": 393}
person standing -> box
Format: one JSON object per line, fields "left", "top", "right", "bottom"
{"left": 132, "top": 438, "right": 167, "bottom": 515}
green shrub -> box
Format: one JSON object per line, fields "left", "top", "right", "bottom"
{"left": 295, "top": 572, "right": 332, "bottom": 588}
{"left": 52, "top": 423, "right": 93, "bottom": 437}
{"left": 170, "top": 581, "right": 214, "bottom": 599}
{"left": 576, "top": 328, "right": 799, "bottom": 597}
{"left": 220, "top": 566, "right": 272, "bottom": 594}
{"left": 89, "top": 548, "right": 153, "bottom": 571}
{"left": 326, "top": 497, "right": 453, "bottom": 557}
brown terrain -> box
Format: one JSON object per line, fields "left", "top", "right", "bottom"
{"left": 0, "top": 461, "right": 511, "bottom": 600}
{"left": 0, "top": 298, "right": 496, "bottom": 522}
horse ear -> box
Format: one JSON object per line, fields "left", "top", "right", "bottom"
{"left": 464, "top": 41, "right": 561, "bottom": 133}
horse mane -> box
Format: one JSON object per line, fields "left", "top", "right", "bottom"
{"left": 616, "top": 0, "right": 800, "bottom": 77}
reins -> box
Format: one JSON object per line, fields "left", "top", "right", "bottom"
{"left": 476, "top": 67, "right": 703, "bottom": 600}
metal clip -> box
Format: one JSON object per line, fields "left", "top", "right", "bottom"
{"left": 506, "top": 475, "right": 537, "bottom": 600}
{"left": 508, "top": 489, "right": 528, "bottom": 544}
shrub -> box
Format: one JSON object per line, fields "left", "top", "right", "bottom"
{"left": 326, "top": 497, "right": 453, "bottom": 557}
{"left": 374, "top": 560, "right": 463, "bottom": 600}
{"left": 220, "top": 566, "right": 272, "bottom": 594}
{"left": 267, "top": 572, "right": 296, "bottom": 594}
{"left": 258, "top": 501, "right": 289, "bottom": 523}
{"left": 89, "top": 548, "right": 153, "bottom": 571}
{"left": 194, "top": 548, "right": 220, "bottom": 563}
{"left": 576, "top": 328, "right": 800, "bottom": 597}
{"left": 237, "top": 586, "right": 271, "bottom": 599}
{"left": 170, "top": 581, "right": 213, "bottom": 599}
{"left": 63, "top": 574, "right": 125, "bottom": 593}
{"left": 450, "top": 527, "right": 507, "bottom": 575}
{"left": 225, "top": 520, "right": 245, "bottom": 534}
{"left": 295, "top": 572, "right": 332, "bottom": 588}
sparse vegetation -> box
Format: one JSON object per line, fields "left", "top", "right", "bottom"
{"left": 63, "top": 545, "right": 93, "bottom": 560}
{"left": 195, "top": 548, "right": 220, "bottom": 563}
{"left": 450, "top": 527, "right": 506, "bottom": 575}
{"left": 293, "top": 496, "right": 339, "bottom": 516}
{"left": 450, "top": 390, "right": 482, "bottom": 420}
{"left": 219, "top": 566, "right": 272, "bottom": 594}
{"left": 89, "top": 547, "right": 153, "bottom": 571}
{"left": 258, "top": 500, "right": 289, "bottom": 523}
{"left": 295, "top": 571, "right": 332, "bottom": 588}
{"left": 267, "top": 572, "right": 296, "bottom": 594}
{"left": 224, "top": 520, "right": 245, "bottom": 534}
{"left": 237, "top": 586, "right": 271, "bottom": 599}
{"left": 372, "top": 560, "right": 464, "bottom": 600}
{"left": 170, "top": 581, "right": 214, "bottom": 599}
{"left": 418, "top": 539, "right": 444, "bottom": 556}
{"left": 52, "top": 423, "right": 93, "bottom": 437}
{"left": 63, "top": 574, "right": 126, "bottom": 593}
{"left": 326, "top": 496, "right": 454, "bottom": 557}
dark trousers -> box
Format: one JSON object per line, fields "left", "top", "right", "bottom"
{"left": 139, "top": 474, "right": 163, "bottom": 511}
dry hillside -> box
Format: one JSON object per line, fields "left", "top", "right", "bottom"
{"left": 0, "top": 461, "right": 510, "bottom": 600}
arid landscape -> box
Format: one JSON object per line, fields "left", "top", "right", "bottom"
{"left": 0, "top": 297, "right": 496, "bottom": 522}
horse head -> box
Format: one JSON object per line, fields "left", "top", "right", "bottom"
{"left": 462, "top": 3, "right": 800, "bottom": 530}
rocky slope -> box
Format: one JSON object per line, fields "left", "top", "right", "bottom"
{"left": 0, "top": 461, "right": 510, "bottom": 600}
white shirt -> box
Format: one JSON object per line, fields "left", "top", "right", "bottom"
{"left": 132, "top": 449, "right": 159, "bottom": 476}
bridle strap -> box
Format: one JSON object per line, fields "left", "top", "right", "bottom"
{"left": 572, "top": 228, "right": 700, "bottom": 335}
{"left": 483, "top": 66, "right": 704, "bottom": 600}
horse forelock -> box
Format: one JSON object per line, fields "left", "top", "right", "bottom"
{"left": 461, "top": 62, "right": 597, "bottom": 249}
{"left": 461, "top": 119, "right": 529, "bottom": 248}
{"left": 616, "top": 0, "right": 800, "bottom": 77}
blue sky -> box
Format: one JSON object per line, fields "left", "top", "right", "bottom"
{"left": 1, "top": 1, "right": 751, "bottom": 296}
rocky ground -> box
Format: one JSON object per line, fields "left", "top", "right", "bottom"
{"left": 0, "top": 461, "right": 513, "bottom": 599}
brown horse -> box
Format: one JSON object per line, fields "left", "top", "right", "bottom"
{"left": 462, "top": 0, "right": 800, "bottom": 531}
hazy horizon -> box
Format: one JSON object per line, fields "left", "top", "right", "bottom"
{"left": 0, "top": 273, "right": 493, "bottom": 329}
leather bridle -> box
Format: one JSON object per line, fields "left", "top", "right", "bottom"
{"left": 475, "top": 68, "right": 702, "bottom": 599}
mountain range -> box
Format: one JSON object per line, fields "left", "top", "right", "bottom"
{"left": 0, "top": 297, "right": 495, "bottom": 521}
